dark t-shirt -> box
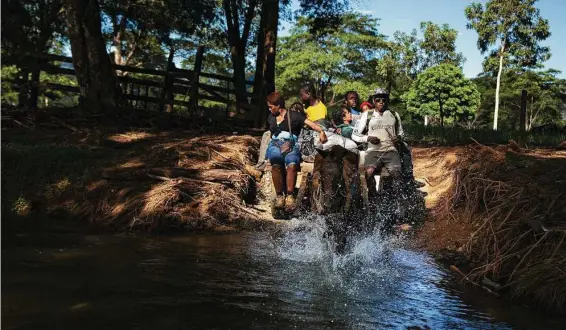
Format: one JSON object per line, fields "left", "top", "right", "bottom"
{"left": 267, "top": 110, "right": 307, "bottom": 137}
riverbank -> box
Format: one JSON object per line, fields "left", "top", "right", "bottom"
{"left": 2, "top": 125, "right": 280, "bottom": 233}
{"left": 3, "top": 122, "right": 565, "bottom": 314}
{"left": 412, "top": 144, "right": 566, "bottom": 314}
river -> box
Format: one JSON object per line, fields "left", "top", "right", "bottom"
{"left": 2, "top": 216, "right": 564, "bottom": 329}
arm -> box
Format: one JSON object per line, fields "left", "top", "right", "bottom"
{"left": 304, "top": 119, "right": 328, "bottom": 143}
{"left": 351, "top": 111, "right": 368, "bottom": 143}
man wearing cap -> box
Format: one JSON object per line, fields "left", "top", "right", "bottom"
{"left": 351, "top": 87, "right": 404, "bottom": 199}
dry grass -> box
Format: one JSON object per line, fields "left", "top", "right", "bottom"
{"left": 431, "top": 144, "right": 566, "bottom": 313}
{"left": 82, "top": 132, "right": 263, "bottom": 232}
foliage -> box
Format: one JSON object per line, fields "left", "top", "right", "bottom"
{"left": 276, "top": 13, "right": 386, "bottom": 103}
{"left": 376, "top": 30, "right": 421, "bottom": 98}
{"left": 1, "top": 65, "right": 20, "bottom": 105}
{"left": 419, "top": 21, "right": 465, "bottom": 70}
{"left": 499, "top": 69, "right": 566, "bottom": 130}
{"left": 378, "top": 22, "right": 465, "bottom": 110}
{"left": 1, "top": 0, "right": 66, "bottom": 55}
{"left": 405, "top": 64, "right": 480, "bottom": 126}
{"left": 473, "top": 69, "right": 566, "bottom": 131}
{"left": 466, "top": 0, "right": 551, "bottom": 72}
{"left": 466, "top": 0, "right": 551, "bottom": 130}
{"left": 403, "top": 122, "right": 565, "bottom": 146}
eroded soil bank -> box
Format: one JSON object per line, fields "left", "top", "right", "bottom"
{"left": 3, "top": 124, "right": 565, "bottom": 313}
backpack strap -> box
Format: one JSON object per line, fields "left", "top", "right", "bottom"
{"left": 389, "top": 109, "right": 400, "bottom": 136}
{"left": 363, "top": 110, "right": 374, "bottom": 134}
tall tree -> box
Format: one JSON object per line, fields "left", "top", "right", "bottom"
{"left": 222, "top": 0, "right": 259, "bottom": 105}
{"left": 405, "top": 64, "right": 480, "bottom": 127}
{"left": 377, "top": 30, "right": 420, "bottom": 100}
{"left": 65, "top": 0, "right": 122, "bottom": 113}
{"left": 499, "top": 69, "right": 566, "bottom": 130}
{"left": 276, "top": 13, "right": 386, "bottom": 103}
{"left": 419, "top": 21, "right": 465, "bottom": 70}
{"left": 465, "top": 0, "right": 551, "bottom": 130}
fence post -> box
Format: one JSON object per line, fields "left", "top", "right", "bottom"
{"left": 518, "top": 89, "right": 527, "bottom": 147}
{"left": 189, "top": 46, "right": 205, "bottom": 113}
{"left": 18, "top": 68, "right": 30, "bottom": 107}
{"left": 28, "top": 63, "right": 41, "bottom": 109}
{"left": 159, "top": 48, "right": 175, "bottom": 112}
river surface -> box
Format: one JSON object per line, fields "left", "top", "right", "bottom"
{"left": 2, "top": 217, "right": 565, "bottom": 330}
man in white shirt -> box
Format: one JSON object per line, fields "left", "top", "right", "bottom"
{"left": 352, "top": 88, "right": 403, "bottom": 175}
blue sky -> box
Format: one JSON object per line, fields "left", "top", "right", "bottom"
{"left": 280, "top": 0, "right": 565, "bottom": 78}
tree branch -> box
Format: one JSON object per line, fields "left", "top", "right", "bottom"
{"left": 241, "top": 0, "right": 257, "bottom": 48}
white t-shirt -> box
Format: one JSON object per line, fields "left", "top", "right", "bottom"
{"left": 351, "top": 110, "right": 404, "bottom": 152}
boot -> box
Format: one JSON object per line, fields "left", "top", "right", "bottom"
{"left": 275, "top": 195, "right": 285, "bottom": 209}
{"left": 286, "top": 164, "right": 298, "bottom": 195}
{"left": 285, "top": 194, "right": 296, "bottom": 212}
{"left": 271, "top": 165, "right": 285, "bottom": 209}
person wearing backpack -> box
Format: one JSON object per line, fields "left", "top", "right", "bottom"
{"left": 351, "top": 88, "right": 404, "bottom": 198}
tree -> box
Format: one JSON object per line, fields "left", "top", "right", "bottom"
{"left": 100, "top": 0, "right": 218, "bottom": 71}
{"left": 276, "top": 13, "right": 386, "bottom": 103}
{"left": 65, "top": 0, "right": 122, "bottom": 113}
{"left": 2, "top": 0, "right": 66, "bottom": 107}
{"left": 377, "top": 30, "right": 421, "bottom": 104}
{"left": 466, "top": 0, "right": 551, "bottom": 130}
{"left": 499, "top": 69, "right": 566, "bottom": 130}
{"left": 222, "top": 0, "right": 260, "bottom": 105}
{"left": 405, "top": 64, "right": 480, "bottom": 127}
{"left": 419, "top": 21, "right": 465, "bottom": 70}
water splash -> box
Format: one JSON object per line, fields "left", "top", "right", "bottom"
{"left": 275, "top": 212, "right": 409, "bottom": 295}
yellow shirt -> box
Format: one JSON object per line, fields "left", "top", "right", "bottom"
{"left": 305, "top": 101, "right": 327, "bottom": 122}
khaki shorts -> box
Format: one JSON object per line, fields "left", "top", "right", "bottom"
{"left": 360, "top": 150, "right": 402, "bottom": 176}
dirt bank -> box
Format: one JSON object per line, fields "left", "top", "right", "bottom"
{"left": 412, "top": 144, "right": 566, "bottom": 314}
{"left": 2, "top": 126, "right": 283, "bottom": 233}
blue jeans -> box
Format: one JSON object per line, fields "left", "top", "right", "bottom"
{"left": 267, "top": 140, "right": 301, "bottom": 167}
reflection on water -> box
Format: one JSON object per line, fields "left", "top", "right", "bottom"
{"left": 2, "top": 217, "right": 565, "bottom": 330}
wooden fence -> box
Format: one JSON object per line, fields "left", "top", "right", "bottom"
{"left": 4, "top": 48, "right": 261, "bottom": 121}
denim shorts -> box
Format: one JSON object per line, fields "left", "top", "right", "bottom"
{"left": 267, "top": 140, "right": 301, "bottom": 167}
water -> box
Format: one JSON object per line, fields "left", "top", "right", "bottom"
{"left": 2, "top": 217, "right": 564, "bottom": 330}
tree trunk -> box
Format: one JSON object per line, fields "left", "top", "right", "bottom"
{"left": 253, "top": 0, "right": 278, "bottom": 128}
{"left": 439, "top": 97, "right": 444, "bottom": 127}
{"left": 18, "top": 69, "right": 29, "bottom": 107}
{"left": 65, "top": 0, "right": 122, "bottom": 114}
{"left": 27, "top": 69, "right": 40, "bottom": 109}
{"left": 231, "top": 42, "right": 248, "bottom": 106}
{"left": 223, "top": 0, "right": 258, "bottom": 108}
{"left": 253, "top": 5, "right": 267, "bottom": 97}
{"left": 159, "top": 47, "right": 175, "bottom": 112}
{"left": 493, "top": 42, "right": 505, "bottom": 131}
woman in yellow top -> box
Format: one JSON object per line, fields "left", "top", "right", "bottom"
{"left": 299, "top": 83, "right": 327, "bottom": 123}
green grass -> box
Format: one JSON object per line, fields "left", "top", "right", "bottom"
{"left": 404, "top": 123, "right": 565, "bottom": 146}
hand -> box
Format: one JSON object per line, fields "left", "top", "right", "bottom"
{"left": 367, "top": 136, "right": 380, "bottom": 144}
{"left": 318, "top": 131, "right": 328, "bottom": 144}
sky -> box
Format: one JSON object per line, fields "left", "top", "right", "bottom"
{"left": 280, "top": 0, "right": 566, "bottom": 78}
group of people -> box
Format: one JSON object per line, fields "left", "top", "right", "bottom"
{"left": 257, "top": 83, "right": 423, "bottom": 214}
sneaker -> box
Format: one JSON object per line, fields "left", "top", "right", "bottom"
{"left": 285, "top": 195, "right": 296, "bottom": 211}
{"left": 275, "top": 195, "right": 285, "bottom": 209}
